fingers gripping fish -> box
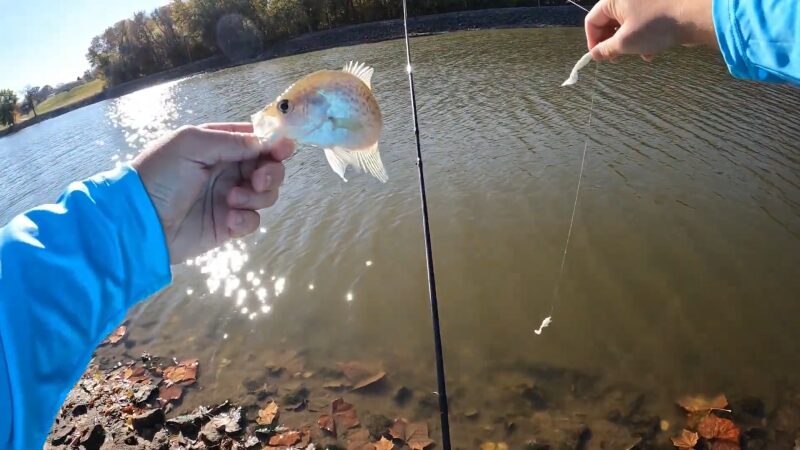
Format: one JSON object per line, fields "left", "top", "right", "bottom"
{"left": 251, "top": 61, "right": 387, "bottom": 182}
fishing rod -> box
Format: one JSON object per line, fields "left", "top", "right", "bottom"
{"left": 399, "top": 1, "right": 452, "bottom": 449}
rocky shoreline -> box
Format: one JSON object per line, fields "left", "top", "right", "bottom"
{"left": 1, "top": 6, "right": 584, "bottom": 138}
{"left": 44, "top": 326, "right": 800, "bottom": 450}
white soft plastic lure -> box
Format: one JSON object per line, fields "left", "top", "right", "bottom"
{"left": 534, "top": 316, "right": 553, "bottom": 335}
{"left": 562, "top": 52, "right": 594, "bottom": 87}
{"left": 251, "top": 61, "right": 386, "bottom": 182}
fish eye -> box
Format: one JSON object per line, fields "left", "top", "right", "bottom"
{"left": 278, "top": 99, "right": 290, "bottom": 114}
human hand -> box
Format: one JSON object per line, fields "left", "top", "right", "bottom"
{"left": 132, "top": 123, "right": 294, "bottom": 264}
{"left": 585, "top": 0, "right": 717, "bottom": 62}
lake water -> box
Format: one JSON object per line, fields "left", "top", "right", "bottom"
{"left": 3, "top": 29, "right": 800, "bottom": 449}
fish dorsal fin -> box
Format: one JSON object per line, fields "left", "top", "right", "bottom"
{"left": 324, "top": 142, "right": 387, "bottom": 183}
{"left": 343, "top": 61, "right": 374, "bottom": 89}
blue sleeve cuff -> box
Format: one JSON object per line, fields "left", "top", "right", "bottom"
{"left": 713, "top": 0, "right": 752, "bottom": 80}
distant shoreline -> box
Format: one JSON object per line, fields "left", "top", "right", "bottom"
{"left": 0, "top": 6, "right": 583, "bottom": 138}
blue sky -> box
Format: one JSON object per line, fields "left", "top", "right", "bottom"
{"left": 0, "top": 0, "right": 169, "bottom": 92}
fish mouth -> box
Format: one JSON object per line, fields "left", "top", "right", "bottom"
{"left": 251, "top": 110, "right": 281, "bottom": 145}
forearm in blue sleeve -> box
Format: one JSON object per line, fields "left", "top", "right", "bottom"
{"left": 0, "top": 164, "right": 171, "bottom": 449}
{"left": 714, "top": 0, "right": 800, "bottom": 85}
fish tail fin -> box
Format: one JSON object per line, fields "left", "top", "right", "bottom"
{"left": 343, "top": 61, "right": 374, "bottom": 89}
{"left": 324, "top": 142, "right": 387, "bottom": 183}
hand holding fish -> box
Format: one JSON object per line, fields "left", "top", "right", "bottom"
{"left": 133, "top": 123, "right": 294, "bottom": 264}
{"left": 585, "top": 0, "right": 717, "bottom": 62}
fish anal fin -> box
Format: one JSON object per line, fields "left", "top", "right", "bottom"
{"left": 323, "top": 142, "right": 387, "bottom": 183}
{"left": 343, "top": 61, "right": 374, "bottom": 89}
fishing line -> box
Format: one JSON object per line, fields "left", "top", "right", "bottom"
{"left": 400, "top": 1, "right": 452, "bottom": 449}
{"left": 535, "top": 0, "right": 600, "bottom": 335}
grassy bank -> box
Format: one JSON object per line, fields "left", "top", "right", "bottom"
{"left": 35, "top": 79, "right": 105, "bottom": 115}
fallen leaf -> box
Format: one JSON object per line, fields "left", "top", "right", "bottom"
{"left": 122, "top": 366, "right": 150, "bottom": 384}
{"left": 697, "top": 415, "right": 740, "bottom": 442}
{"left": 677, "top": 394, "right": 728, "bottom": 413}
{"left": 163, "top": 359, "right": 199, "bottom": 385}
{"left": 105, "top": 326, "right": 127, "bottom": 344}
{"left": 207, "top": 407, "right": 242, "bottom": 434}
{"left": 269, "top": 430, "right": 301, "bottom": 446}
{"left": 323, "top": 380, "right": 353, "bottom": 391}
{"left": 257, "top": 401, "right": 279, "bottom": 426}
{"left": 389, "top": 419, "right": 433, "bottom": 450}
{"left": 318, "top": 414, "right": 335, "bottom": 435}
{"left": 333, "top": 397, "right": 360, "bottom": 431}
{"left": 480, "top": 444, "right": 509, "bottom": 450}
{"left": 671, "top": 429, "right": 699, "bottom": 449}
{"left": 711, "top": 440, "right": 741, "bottom": 450}
{"left": 158, "top": 384, "right": 182, "bottom": 405}
{"left": 338, "top": 362, "right": 386, "bottom": 390}
{"left": 374, "top": 437, "right": 394, "bottom": 450}
{"left": 347, "top": 428, "right": 372, "bottom": 450}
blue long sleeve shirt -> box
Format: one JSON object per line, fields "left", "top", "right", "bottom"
{"left": 0, "top": 165, "right": 171, "bottom": 449}
{"left": 714, "top": 0, "right": 800, "bottom": 84}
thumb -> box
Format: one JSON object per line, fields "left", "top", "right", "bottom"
{"left": 188, "top": 127, "right": 267, "bottom": 164}
{"left": 590, "top": 32, "right": 624, "bottom": 61}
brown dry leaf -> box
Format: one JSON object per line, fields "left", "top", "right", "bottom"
{"left": 374, "top": 437, "right": 395, "bottom": 450}
{"left": 269, "top": 430, "right": 301, "bottom": 446}
{"left": 332, "top": 397, "right": 360, "bottom": 431}
{"left": 163, "top": 359, "right": 199, "bottom": 384}
{"left": 677, "top": 394, "right": 728, "bottom": 413}
{"left": 347, "top": 428, "right": 372, "bottom": 450}
{"left": 389, "top": 418, "right": 407, "bottom": 440}
{"left": 318, "top": 414, "right": 335, "bottom": 435}
{"left": 389, "top": 419, "right": 433, "bottom": 450}
{"left": 338, "top": 362, "right": 386, "bottom": 390}
{"left": 697, "top": 415, "right": 740, "bottom": 442}
{"left": 711, "top": 440, "right": 741, "bottom": 450}
{"left": 671, "top": 429, "right": 699, "bottom": 449}
{"left": 257, "top": 400, "right": 279, "bottom": 425}
{"left": 122, "top": 366, "right": 150, "bottom": 384}
{"left": 323, "top": 380, "right": 353, "bottom": 391}
{"left": 158, "top": 384, "right": 182, "bottom": 405}
{"left": 105, "top": 326, "right": 126, "bottom": 344}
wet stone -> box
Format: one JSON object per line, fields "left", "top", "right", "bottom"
{"left": 71, "top": 402, "right": 89, "bottom": 416}
{"left": 78, "top": 423, "right": 106, "bottom": 450}
{"left": 364, "top": 414, "right": 392, "bottom": 439}
{"left": 165, "top": 410, "right": 204, "bottom": 435}
{"left": 394, "top": 386, "right": 413, "bottom": 406}
{"left": 132, "top": 408, "right": 166, "bottom": 434}
{"left": 50, "top": 424, "right": 75, "bottom": 445}
{"left": 520, "top": 384, "right": 548, "bottom": 411}
{"left": 133, "top": 384, "right": 159, "bottom": 405}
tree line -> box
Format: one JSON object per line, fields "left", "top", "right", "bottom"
{"left": 86, "top": 0, "right": 586, "bottom": 86}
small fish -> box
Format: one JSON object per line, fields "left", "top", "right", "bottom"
{"left": 251, "top": 61, "right": 386, "bottom": 182}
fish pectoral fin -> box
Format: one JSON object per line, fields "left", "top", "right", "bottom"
{"left": 562, "top": 52, "right": 593, "bottom": 87}
{"left": 343, "top": 61, "right": 374, "bottom": 89}
{"left": 331, "top": 117, "right": 361, "bottom": 131}
{"left": 324, "top": 143, "right": 388, "bottom": 183}
{"left": 324, "top": 148, "right": 350, "bottom": 182}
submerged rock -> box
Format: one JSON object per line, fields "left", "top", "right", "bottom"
{"left": 77, "top": 423, "right": 106, "bottom": 450}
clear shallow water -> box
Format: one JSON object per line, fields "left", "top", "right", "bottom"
{"left": 3, "top": 28, "right": 800, "bottom": 448}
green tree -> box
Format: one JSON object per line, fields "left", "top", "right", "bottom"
{"left": 0, "top": 89, "right": 18, "bottom": 126}
{"left": 25, "top": 87, "right": 38, "bottom": 117}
